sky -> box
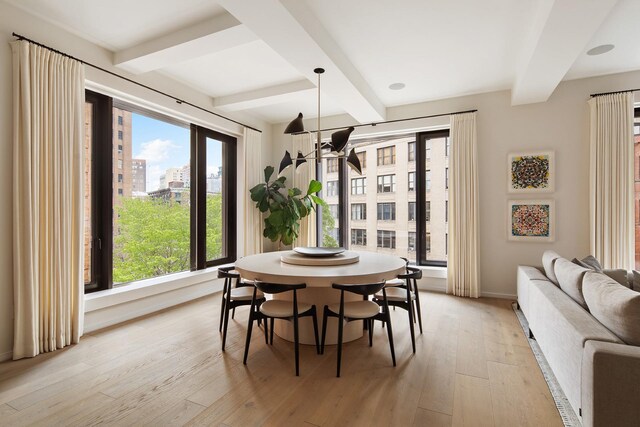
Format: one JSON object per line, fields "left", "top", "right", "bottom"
{"left": 131, "top": 113, "right": 222, "bottom": 191}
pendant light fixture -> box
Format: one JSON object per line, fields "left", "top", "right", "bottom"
{"left": 280, "top": 68, "right": 362, "bottom": 175}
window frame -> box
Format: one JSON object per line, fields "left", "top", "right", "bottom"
{"left": 376, "top": 174, "right": 396, "bottom": 193}
{"left": 377, "top": 202, "right": 396, "bottom": 221}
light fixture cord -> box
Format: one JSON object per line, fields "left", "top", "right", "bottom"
{"left": 317, "top": 72, "right": 322, "bottom": 164}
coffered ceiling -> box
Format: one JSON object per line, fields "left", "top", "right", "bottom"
{"left": 5, "top": 0, "right": 639, "bottom": 123}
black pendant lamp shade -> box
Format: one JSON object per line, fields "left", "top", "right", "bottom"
{"left": 284, "top": 112, "right": 305, "bottom": 134}
{"left": 279, "top": 150, "right": 293, "bottom": 174}
{"left": 329, "top": 126, "right": 355, "bottom": 153}
{"left": 346, "top": 148, "right": 362, "bottom": 175}
{"left": 295, "top": 151, "right": 307, "bottom": 169}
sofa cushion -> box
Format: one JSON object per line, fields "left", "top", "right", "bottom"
{"left": 554, "top": 258, "right": 590, "bottom": 309}
{"left": 542, "top": 250, "right": 562, "bottom": 286}
{"left": 633, "top": 270, "right": 640, "bottom": 292}
{"left": 583, "top": 272, "right": 640, "bottom": 346}
{"left": 577, "top": 255, "right": 603, "bottom": 272}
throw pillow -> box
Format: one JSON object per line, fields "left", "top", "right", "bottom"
{"left": 583, "top": 272, "right": 640, "bottom": 346}
{"left": 554, "top": 258, "right": 590, "bottom": 309}
{"left": 633, "top": 270, "right": 640, "bottom": 293}
{"left": 572, "top": 255, "right": 603, "bottom": 272}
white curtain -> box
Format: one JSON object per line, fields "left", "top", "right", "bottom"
{"left": 243, "top": 128, "right": 263, "bottom": 255}
{"left": 12, "top": 40, "right": 85, "bottom": 359}
{"left": 589, "top": 92, "right": 634, "bottom": 270}
{"left": 293, "top": 133, "right": 316, "bottom": 247}
{"left": 447, "top": 112, "right": 480, "bottom": 298}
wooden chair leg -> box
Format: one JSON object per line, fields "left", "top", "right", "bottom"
{"left": 232, "top": 307, "right": 236, "bottom": 320}
{"left": 414, "top": 289, "right": 424, "bottom": 334}
{"left": 336, "top": 314, "right": 344, "bottom": 378}
{"left": 221, "top": 301, "right": 231, "bottom": 351}
{"left": 385, "top": 310, "right": 396, "bottom": 366}
{"left": 311, "top": 307, "right": 320, "bottom": 355}
{"left": 243, "top": 311, "right": 255, "bottom": 365}
{"left": 407, "top": 301, "right": 416, "bottom": 354}
{"left": 219, "top": 295, "right": 226, "bottom": 332}
{"left": 368, "top": 319, "right": 373, "bottom": 347}
{"left": 293, "top": 314, "right": 300, "bottom": 376}
{"left": 263, "top": 314, "right": 269, "bottom": 344}
{"left": 321, "top": 306, "right": 329, "bottom": 354}
{"left": 270, "top": 318, "right": 275, "bottom": 345}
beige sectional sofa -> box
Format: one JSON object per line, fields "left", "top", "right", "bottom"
{"left": 517, "top": 251, "right": 640, "bottom": 427}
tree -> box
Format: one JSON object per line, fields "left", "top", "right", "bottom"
{"left": 322, "top": 203, "right": 339, "bottom": 247}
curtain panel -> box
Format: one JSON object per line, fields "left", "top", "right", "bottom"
{"left": 589, "top": 92, "right": 634, "bottom": 270}
{"left": 12, "top": 40, "right": 85, "bottom": 359}
{"left": 447, "top": 112, "right": 480, "bottom": 298}
{"left": 243, "top": 128, "right": 263, "bottom": 255}
{"left": 293, "top": 133, "right": 316, "bottom": 248}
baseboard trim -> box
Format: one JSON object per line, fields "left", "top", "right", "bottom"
{"left": 481, "top": 291, "right": 517, "bottom": 300}
{"left": 0, "top": 349, "right": 13, "bottom": 362}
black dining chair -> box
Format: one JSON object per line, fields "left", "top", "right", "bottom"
{"left": 218, "top": 266, "right": 265, "bottom": 351}
{"left": 321, "top": 282, "right": 396, "bottom": 377}
{"left": 373, "top": 266, "right": 423, "bottom": 353}
{"left": 243, "top": 281, "right": 320, "bottom": 376}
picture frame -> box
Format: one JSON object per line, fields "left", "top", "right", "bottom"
{"left": 507, "top": 151, "right": 554, "bottom": 193}
{"left": 508, "top": 199, "right": 555, "bottom": 242}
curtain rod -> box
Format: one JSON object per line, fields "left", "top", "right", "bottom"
{"left": 310, "top": 109, "right": 478, "bottom": 133}
{"left": 590, "top": 88, "right": 639, "bottom": 98}
{"left": 12, "top": 32, "right": 263, "bottom": 133}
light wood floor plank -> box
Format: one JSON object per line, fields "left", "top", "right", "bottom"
{"left": 0, "top": 292, "right": 561, "bottom": 427}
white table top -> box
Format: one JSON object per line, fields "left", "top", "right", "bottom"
{"left": 234, "top": 250, "right": 406, "bottom": 287}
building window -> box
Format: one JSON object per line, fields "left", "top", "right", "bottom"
{"left": 377, "top": 230, "right": 396, "bottom": 249}
{"left": 328, "top": 204, "right": 339, "bottom": 221}
{"left": 408, "top": 172, "right": 415, "bottom": 192}
{"left": 351, "top": 203, "right": 366, "bottom": 220}
{"left": 425, "top": 170, "right": 431, "bottom": 192}
{"left": 357, "top": 151, "right": 366, "bottom": 169}
{"left": 426, "top": 233, "right": 431, "bottom": 252}
{"left": 377, "top": 146, "right": 396, "bottom": 165}
{"left": 117, "top": 115, "right": 123, "bottom": 125}
{"left": 426, "top": 143, "right": 431, "bottom": 161}
{"left": 408, "top": 142, "right": 416, "bottom": 161}
{"left": 351, "top": 177, "right": 366, "bottom": 195}
{"left": 326, "top": 158, "right": 338, "bottom": 173}
{"left": 326, "top": 180, "right": 339, "bottom": 197}
{"left": 377, "top": 202, "right": 396, "bottom": 221}
{"left": 445, "top": 200, "right": 448, "bottom": 222}
{"left": 446, "top": 233, "right": 448, "bottom": 255}
{"left": 426, "top": 201, "right": 431, "bottom": 222}
{"left": 351, "top": 229, "right": 367, "bottom": 246}
{"left": 445, "top": 167, "right": 449, "bottom": 189}
{"left": 408, "top": 202, "right": 416, "bottom": 221}
{"left": 84, "top": 90, "right": 236, "bottom": 293}
{"left": 377, "top": 174, "right": 396, "bottom": 193}
{"left": 445, "top": 138, "right": 450, "bottom": 157}
{"left": 408, "top": 232, "right": 416, "bottom": 252}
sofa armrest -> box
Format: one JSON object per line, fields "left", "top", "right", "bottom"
{"left": 582, "top": 340, "right": 640, "bottom": 427}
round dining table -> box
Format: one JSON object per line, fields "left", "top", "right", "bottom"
{"left": 234, "top": 250, "right": 406, "bottom": 345}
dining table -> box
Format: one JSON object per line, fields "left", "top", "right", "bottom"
{"left": 234, "top": 250, "right": 406, "bottom": 345}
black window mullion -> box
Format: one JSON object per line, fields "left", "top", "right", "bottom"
{"left": 338, "top": 156, "right": 348, "bottom": 248}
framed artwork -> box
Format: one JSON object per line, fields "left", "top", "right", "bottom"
{"left": 508, "top": 200, "right": 555, "bottom": 242}
{"left": 507, "top": 151, "right": 554, "bottom": 193}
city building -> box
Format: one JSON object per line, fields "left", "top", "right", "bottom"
{"left": 131, "top": 158, "right": 146, "bottom": 193}
{"left": 159, "top": 164, "right": 190, "bottom": 189}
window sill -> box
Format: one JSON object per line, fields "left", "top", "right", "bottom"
{"left": 416, "top": 265, "right": 447, "bottom": 279}
{"left": 85, "top": 265, "right": 230, "bottom": 313}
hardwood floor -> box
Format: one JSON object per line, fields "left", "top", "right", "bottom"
{"left": 0, "top": 292, "right": 562, "bottom": 426}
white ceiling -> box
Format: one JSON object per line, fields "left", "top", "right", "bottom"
{"left": 5, "top": 0, "right": 640, "bottom": 123}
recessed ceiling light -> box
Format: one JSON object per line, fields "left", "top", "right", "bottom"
{"left": 587, "top": 44, "right": 615, "bottom": 56}
{"left": 389, "top": 82, "right": 405, "bottom": 90}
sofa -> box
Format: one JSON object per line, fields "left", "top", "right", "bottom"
{"left": 517, "top": 251, "right": 640, "bottom": 427}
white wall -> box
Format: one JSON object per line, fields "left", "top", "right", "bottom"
{"left": 0, "top": 2, "right": 272, "bottom": 360}
{"left": 272, "top": 71, "right": 640, "bottom": 298}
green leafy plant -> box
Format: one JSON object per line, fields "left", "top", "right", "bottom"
{"left": 250, "top": 166, "right": 326, "bottom": 248}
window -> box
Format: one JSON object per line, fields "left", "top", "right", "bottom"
{"left": 117, "top": 115, "right": 123, "bottom": 125}
{"left": 425, "top": 170, "right": 431, "bottom": 191}
{"left": 351, "top": 229, "right": 367, "bottom": 246}
{"left": 426, "top": 201, "right": 431, "bottom": 222}
{"left": 408, "top": 172, "right": 415, "bottom": 192}
{"left": 351, "top": 203, "right": 366, "bottom": 220}
{"left": 408, "top": 142, "right": 416, "bottom": 161}
{"left": 326, "top": 180, "right": 339, "bottom": 197}
{"left": 634, "top": 108, "right": 640, "bottom": 268}
{"left": 377, "top": 146, "right": 395, "bottom": 165}
{"left": 326, "top": 158, "right": 338, "bottom": 173}
{"left": 329, "top": 204, "right": 339, "bottom": 221}
{"left": 377, "top": 174, "right": 396, "bottom": 193}
{"left": 377, "top": 230, "right": 396, "bottom": 249}
{"left": 446, "top": 138, "right": 450, "bottom": 157}
{"left": 408, "top": 232, "right": 416, "bottom": 252}
{"left": 445, "top": 167, "right": 449, "bottom": 189}
{"left": 357, "top": 151, "right": 366, "bottom": 169}
{"left": 445, "top": 200, "right": 448, "bottom": 222}
{"left": 426, "top": 143, "right": 431, "bottom": 161}
{"left": 408, "top": 202, "right": 416, "bottom": 221}
{"left": 351, "top": 177, "right": 366, "bottom": 195}
{"left": 83, "top": 90, "right": 236, "bottom": 293}
{"left": 377, "top": 203, "right": 396, "bottom": 221}
{"left": 446, "top": 233, "right": 448, "bottom": 255}
{"left": 425, "top": 233, "right": 431, "bottom": 252}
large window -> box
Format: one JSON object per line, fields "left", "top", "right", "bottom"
{"left": 351, "top": 229, "right": 367, "bottom": 246}
{"left": 634, "top": 108, "right": 640, "bottom": 269}
{"left": 408, "top": 172, "right": 415, "bottom": 192}
{"left": 377, "top": 174, "right": 396, "bottom": 193}
{"left": 351, "top": 203, "right": 366, "bottom": 220}
{"left": 84, "top": 90, "right": 236, "bottom": 292}
{"left": 357, "top": 151, "right": 366, "bottom": 169}
{"left": 377, "top": 230, "right": 396, "bottom": 249}
{"left": 377, "top": 203, "right": 396, "bottom": 221}
{"left": 351, "top": 177, "right": 366, "bottom": 195}
{"left": 326, "top": 180, "right": 339, "bottom": 197}
{"left": 377, "top": 146, "right": 396, "bottom": 165}
{"left": 408, "top": 142, "right": 416, "bottom": 162}
{"left": 327, "top": 158, "right": 339, "bottom": 173}
{"left": 408, "top": 202, "right": 416, "bottom": 221}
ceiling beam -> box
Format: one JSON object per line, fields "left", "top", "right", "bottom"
{"left": 217, "top": 0, "right": 385, "bottom": 123}
{"left": 214, "top": 80, "right": 315, "bottom": 112}
{"left": 114, "top": 12, "right": 257, "bottom": 74}
{"left": 511, "top": 0, "right": 619, "bottom": 105}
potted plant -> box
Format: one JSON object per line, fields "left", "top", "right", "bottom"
{"left": 250, "top": 166, "right": 326, "bottom": 249}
